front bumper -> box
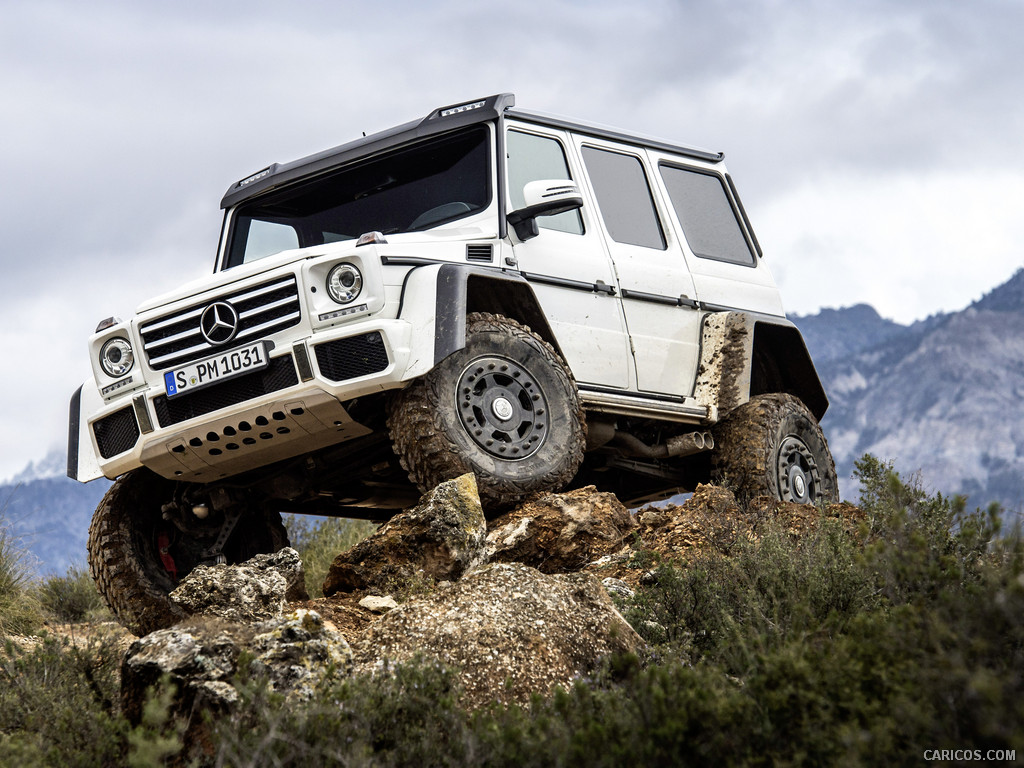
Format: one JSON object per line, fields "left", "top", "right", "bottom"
{"left": 70, "top": 319, "right": 413, "bottom": 483}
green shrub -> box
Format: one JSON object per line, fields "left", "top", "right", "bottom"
{"left": 0, "top": 510, "right": 42, "bottom": 637}
{"left": 0, "top": 635, "right": 125, "bottom": 764}
{"left": 0, "top": 636, "right": 184, "bottom": 767}
{"left": 285, "top": 515, "right": 377, "bottom": 597}
{"left": 212, "top": 655, "right": 470, "bottom": 767}
{"left": 36, "top": 564, "right": 109, "bottom": 623}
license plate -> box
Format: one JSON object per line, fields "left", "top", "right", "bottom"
{"left": 164, "top": 342, "right": 269, "bottom": 398}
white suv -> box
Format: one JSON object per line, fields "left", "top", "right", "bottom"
{"left": 69, "top": 94, "right": 836, "bottom": 634}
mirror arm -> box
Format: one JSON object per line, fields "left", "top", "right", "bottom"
{"left": 506, "top": 208, "right": 541, "bottom": 241}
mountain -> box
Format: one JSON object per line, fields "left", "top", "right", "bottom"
{"left": 1, "top": 450, "right": 110, "bottom": 575}
{"left": 792, "top": 268, "right": 1024, "bottom": 510}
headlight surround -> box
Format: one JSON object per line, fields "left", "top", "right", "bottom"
{"left": 99, "top": 337, "right": 134, "bottom": 378}
{"left": 326, "top": 262, "right": 363, "bottom": 304}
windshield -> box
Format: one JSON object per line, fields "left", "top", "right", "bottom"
{"left": 224, "top": 124, "right": 492, "bottom": 268}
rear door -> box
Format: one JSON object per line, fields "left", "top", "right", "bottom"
{"left": 573, "top": 137, "right": 702, "bottom": 397}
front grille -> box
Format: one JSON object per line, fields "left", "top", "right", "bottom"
{"left": 314, "top": 332, "right": 390, "bottom": 382}
{"left": 153, "top": 354, "right": 299, "bottom": 427}
{"left": 139, "top": 275, "right": 302, "bottom": 371}
{"left": 94, "top": 407, "right": 140, "bottom": 459}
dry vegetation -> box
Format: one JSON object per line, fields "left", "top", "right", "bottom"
{"left": 1, "top": 455, "right": 1022, "bottom": 766}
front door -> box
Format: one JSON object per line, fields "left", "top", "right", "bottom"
{"left": 505, "top": 125, "right": 631, "bottom": 389}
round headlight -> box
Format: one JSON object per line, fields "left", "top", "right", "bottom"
{"left": 99, "top": 337, "right": 134, "bottom": 377}
{"left": 326, "top": 263, "right": 363, "bottom": 304}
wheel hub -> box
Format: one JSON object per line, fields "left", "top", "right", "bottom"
{"left": 457, "top": 356, "right": 548, "bottom": 459}
{"left": 491, "top": 396, "right": 515, "bottom": 422}
{"left": 777, "top": 436, "right": 821, "bottom": 504}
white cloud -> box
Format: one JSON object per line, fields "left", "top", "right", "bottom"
{"left": 2, "top": 0, "right": 1024, "bottom": 479}
{"left": 761, "top": 169, "right": 1024, "bottom": 322}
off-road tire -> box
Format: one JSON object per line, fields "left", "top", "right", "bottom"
{"left": 387, "top": 312, "right": 585, "bottom": 513}
{"left": 87, "top": 469, "right": 289, "bottom": 636}
{"left": 711, "top": 393, "right": 837, "bottom": 505}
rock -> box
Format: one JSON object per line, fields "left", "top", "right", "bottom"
{"left": 359, "top": 595, "right": 398, "bottom": 613}
{"left": 323, "top": 474, "right": 486, "bottom": 596}
{"left": 248, "top": 609, "right": 353, "bottom": 700}
{"left": 485, "top": 486, "right": 636, "bottom": 573}
{"left": 169, "top": 548, "right": 307, "bottom": 623}
{"left": 121, "top": 610, "right": 350, "bottom": 756}
{"left": 353, "top": 562, "right": 643, "bottom": 708}
{"left": 601, "top": 577, "right": 634, "bottom": 600}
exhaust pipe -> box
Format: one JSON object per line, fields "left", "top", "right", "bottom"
{"left": 609, "top": 430, "right": 714, "bottom": 459}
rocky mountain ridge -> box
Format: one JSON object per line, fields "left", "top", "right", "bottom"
{"left": 792, "top": 267, "right": 1024, "bottom": 509}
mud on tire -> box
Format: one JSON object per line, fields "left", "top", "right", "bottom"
{"left": 711, "top": 393, "right": 838, "bottom": 505}
{"left": 387, "top": 312, "right": 585, "bottom": 513}
{"left": 87, "top": 469, "right": 288, "bottom": 636}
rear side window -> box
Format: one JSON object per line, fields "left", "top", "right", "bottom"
{"left": 581, "top": 146, "right": 665, "bottom": 250}
{"left": 660, "top": 165, "right": 754, "bottom": 266}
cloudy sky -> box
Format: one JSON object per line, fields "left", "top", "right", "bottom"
{"left": 2, "top": 0, "right": 1022, "bottom": 482}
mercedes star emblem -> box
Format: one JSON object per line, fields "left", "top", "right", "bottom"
{"left": 200, "top": 302, "right": 239, "bottom": 345}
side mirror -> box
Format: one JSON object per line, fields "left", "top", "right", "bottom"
{"left": 506, "top": 180, "right": 584, "bottom": 241}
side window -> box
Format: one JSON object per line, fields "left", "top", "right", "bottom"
{"left": 660, "top": 165, "right": 755, "bottom": 266}
{"left": 237, "top": 218, "right": 299, "bottom": 264}
{"left": 506, "top": 130, "right": 583, "bottom": 235}
{"left": 580, "top": 146, "right": 665, "bottom": 250}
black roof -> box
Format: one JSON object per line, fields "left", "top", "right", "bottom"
{"left": 220, "top": 93, "right": 723, "bottom": 210}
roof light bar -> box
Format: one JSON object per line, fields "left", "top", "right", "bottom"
{"left": 440, "top": 100, "right": 485, "bottom": 118}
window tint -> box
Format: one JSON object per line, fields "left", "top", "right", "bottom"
{"left": 660, "top": 165, "right": 754, "bottom": 266}
{"left": 506, "top": 130, "right": 583, "bottom": 235}
{"left": 581, "top": 146, "right": 665, "bottom": 250}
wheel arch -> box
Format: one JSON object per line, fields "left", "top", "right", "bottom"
{"left": 750, "top": 320, "right": 828, "bottom": 421}
{"left": 433, "top": 263, "right": 563, "bottom": 364}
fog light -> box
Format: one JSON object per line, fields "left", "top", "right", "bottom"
{"left": 99, "top": 337, "right": 134, "bottom": 377}
{"left": 327, "top": 263, "right": 362, "bottom": 304}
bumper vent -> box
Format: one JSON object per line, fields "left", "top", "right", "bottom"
{"left": 314, "top": 332, "right": 390, "bottom": 382}
{"left": 94, "top": 406, "right": 140, "bottom": 459}
{"left": 140, "top": 275, "right": 302, "bottom": 371}
{"left": 153, "top": 354, "right": 299, "bottom": 427}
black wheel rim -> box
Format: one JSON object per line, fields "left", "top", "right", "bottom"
{"left": 777, "top": 436, "right": 821, "bottom": 504}
{"left": 456, "top": 356, "right": 548, "bottom": 459}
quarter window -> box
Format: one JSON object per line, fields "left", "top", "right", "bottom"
{"left": 506, "top": 130, "right": 583, "bottom": 235}
{"left": 660, "top": 165, "right": 754, "bottom": 266}
{"left": 581, "top": 146, "right": 665, "bottom": 250}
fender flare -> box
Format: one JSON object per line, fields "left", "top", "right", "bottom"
{"left": 399, "top": 263, "right": 562, "bottom": 374}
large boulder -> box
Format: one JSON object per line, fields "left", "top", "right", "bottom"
{"left": 485, "top": 486, "right": 636, "bottom": 572}
{"left": 169, "top": 547, "right": 307, "bottom": 624}
{"left": 121, "top": 609, "right": 350, "bottom": 755}
{"left": 354, "top": 562, "right": 643, "bottom": 708}
{"left": 323, "top": 474, "right": 486, "bottom": 596}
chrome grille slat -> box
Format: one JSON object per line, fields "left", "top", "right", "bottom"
{"left": 140, "top": 306, "right": 205, "bottom": 335}
{"left": 238, "top": 295, "right": 299, "bottom": 319}
{"left": 140, "top": 275, "right": 302, "bottom": 371}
